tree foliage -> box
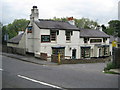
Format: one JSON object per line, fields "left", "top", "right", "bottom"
{"left": 102, "top": 20, "right": 120, "bottom": 37}
{"left": 51, "top": 17, "right": 98, "bottom": 29}
{"left": 2, "top": 19, "right": 29, "bottom": 41}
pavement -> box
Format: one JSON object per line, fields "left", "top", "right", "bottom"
{"left": 1, "top": 52, "right": 57, "bottom": 66}
{"left": 1, "top": 52, "right": 120, "bottom": 74}
{"left": 109, "top": 69, "right": 120, "bottom": 74}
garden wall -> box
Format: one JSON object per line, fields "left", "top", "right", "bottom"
{"left": 51, "top": 54, "right": 111, "bottom": 64}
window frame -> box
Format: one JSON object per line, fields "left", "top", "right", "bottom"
{"left": 50, "top": 30, "right": 57, "bottom": 41}
{"left": 27, "top": 26, "right": 32, "bottom": 33}
{"left": 81, "top": 47, "right": 90, "bottom": 58}
{"left": 84, "top": 38, "right": 89, "bottom": 43}
{"left": 90, "top": 39, "right": 102, "bottom": 43}
{"left": 66, "top": 31, "right": 72, "bottom": 41}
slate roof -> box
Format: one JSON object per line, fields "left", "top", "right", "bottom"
{"left": 80, "top": 29, "right": 110, "bottom": 38}
{"left": 109, "top": 35, "right": 120, "bottom": 43}
{"left": 35, "top": 19, "right": 79, "bottom": 31}
{"left": 8, "top": 33, "right": 24, "bottom": 44}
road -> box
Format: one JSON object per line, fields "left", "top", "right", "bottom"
{"left": 1, "top": 55, "right": 119, "bottom": 89}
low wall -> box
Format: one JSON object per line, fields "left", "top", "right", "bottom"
{"left": 51, "top": 54, "right": 65, "bottom": 63}
{"left": 2, "top": 45, "right": 8, "bottom": 53}
{"left": 51, "top": 54, "right": 111, "bottom": 64}
{"left": 6, "top": 46, "right": 26, "bottom": 55}
{"left": 40, "top": 53, "right": 47, "bottom": 61}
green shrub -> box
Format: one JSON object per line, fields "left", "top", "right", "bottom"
{"left": 104, "top": 62, "right": 116, "bottom": 71}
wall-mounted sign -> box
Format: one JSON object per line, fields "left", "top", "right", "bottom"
{"left": 112, "top": 41, "right": 117, "bottom": 47}
{"left": 41, "top": 35, "right": 50, "bottom": 42}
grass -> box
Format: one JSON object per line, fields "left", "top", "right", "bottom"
{"left": 104, "top": 62, "right": 117, "bottom": 71}
{"left": 104, "top": 71, "right": 119, "bottom": 74}
{"left": 103, "top": 62, "right": 120, "bottom": 75}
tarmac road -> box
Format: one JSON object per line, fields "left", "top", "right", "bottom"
{"left": 1, "top": 54, "right": 119, "bottom": 89}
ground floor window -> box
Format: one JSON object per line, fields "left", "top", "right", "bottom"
{"left": 52, "top": 47, "right": 65, "bottom": 56}
{"left": 103, "top": 46, "right": 109, "bottom": 56}
{"left": 81, "top": 47, "right": 90, "bottom": 58}
{"left": 98, "top": 45, "right": 109, "bottom": 57}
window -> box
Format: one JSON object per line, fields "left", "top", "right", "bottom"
{"left": 90, "top": 39, "right": 102, "bottom": 43}
{"left": 27, "top": 26, "right": 32, "bottom": 33}
{"left": 103, "top": 46, "right": 109, "bottom": 56}
{"left": 50, "top": 31, "right": 57, "bottom": 41}
{"left": 66, "top": 31, "right": 72, "bottom": 41}
{"left": 81, "top": 47, "right": 90, "bottom": 58}
{"left": 103, "top": 38, "right": 107, "bottom": 43}
{"left": 52, "top": 48, "right": 65, "bottom": 56}
{"left": 84, "top": 38, "right": 89, "bottom": 43}
{"left": 41, "top": 35, "right": 50, "bottom": 42}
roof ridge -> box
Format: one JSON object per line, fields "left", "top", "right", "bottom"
{"left": 38, "top": 19, "right": 67, "bottom": 22}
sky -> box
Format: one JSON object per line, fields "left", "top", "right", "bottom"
{"left": 1, "top": 0, "right": 120, "bottom": 25}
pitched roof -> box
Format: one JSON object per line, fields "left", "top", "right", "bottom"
{"left": 35, "top": 19, "right": 79, "bottom": 31}
{"left": 8, "top": 33, "right": 24, "bottom": 44}
{"left": 80, "top": 29, "right": 110, "bottom": 38}
{"left": 109, "top": 35, "right": 120, "bottom": 43}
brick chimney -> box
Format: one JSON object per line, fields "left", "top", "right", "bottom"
{"left": 67, "top": 17, "right": 75, "bottom": 25}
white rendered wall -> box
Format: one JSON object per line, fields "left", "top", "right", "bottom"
{"left": 40, "top": 29, "right": 81, "bottom": 59}
{"left": 26, "top": 23, "right": 34, "bottom": 53}
{"left": 33, "top": 23, "right": 40, "bottom": 54}
{"left": 26, "top": 22, "right": 111, "bottom": 59}
{"left": 18, "top": 33, "right": 26, "bottom": 49}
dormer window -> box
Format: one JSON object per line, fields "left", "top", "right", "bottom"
{"left": 27, "top": 26, "right": 32, "bottom": 33}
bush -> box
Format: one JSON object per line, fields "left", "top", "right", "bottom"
{"left": 104, "top": 62, "right": 116, "bottom": 71}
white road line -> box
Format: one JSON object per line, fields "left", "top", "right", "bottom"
{"left": 0, "top": 68, "right": 3, "bottom": 71}
{"left": 18, "top": 75, "right": 63, "bottom": 89}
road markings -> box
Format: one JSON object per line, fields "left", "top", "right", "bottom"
{"left": 18, "top": 75, "right": 63, "bottom": 89}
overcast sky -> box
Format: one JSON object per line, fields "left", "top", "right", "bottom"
{"left": 1, "top": 0, "right": 120, "bottom": 25}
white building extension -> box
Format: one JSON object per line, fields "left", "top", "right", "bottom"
{"left": 8, "top": 6, "right": 111, "bottom": 59}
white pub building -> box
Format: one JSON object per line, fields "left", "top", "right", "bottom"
{"left": 7, "top": 6, "right": 110, "bottom": 59}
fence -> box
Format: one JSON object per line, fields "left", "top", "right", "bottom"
{"left": 112, "top": 48, "right": 120, "bottom": 68}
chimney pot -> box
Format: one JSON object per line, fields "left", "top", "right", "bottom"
{"left": 33, "top": 6, "right": 37, "bottom": 8}
{"left": 67, "top": 17, "right": 75, "bottom": 25}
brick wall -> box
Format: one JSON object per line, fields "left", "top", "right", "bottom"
{"left": 40, "top": 53, "right": 47, "bottom": 61}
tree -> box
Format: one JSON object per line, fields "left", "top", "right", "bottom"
{"left": 50, "top": 17, "right": 99, "bottom": 29}
{"left": 108, "top": 20, "right": 120, "bottom": 37}
{"left": 101, "top": 24, "right": 106, "bottom": 33}
{"left": 103, "top": 20, "right": 120, "bottom": 37}
{"left": 2, "top": 19, "right": 29, "bottom": 41}
{"left": 74, "top": 18, "right": 98, "bottom": 29}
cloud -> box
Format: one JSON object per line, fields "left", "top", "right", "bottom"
{"left": 1, "top": 0, "right": 120, "bottom": 25}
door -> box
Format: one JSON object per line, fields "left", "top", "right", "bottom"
{"left": 99, "top": 48, "right": 101, "bottom": 57}
{"left": 72, "top": 49, "right": 76, "bottom": 59}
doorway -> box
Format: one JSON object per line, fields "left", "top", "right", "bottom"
{"left": 72, "top": 49, "right": 76, "bottom": 59}
{"left": 99, "top": 48, "right": 102, "bottom": 57}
